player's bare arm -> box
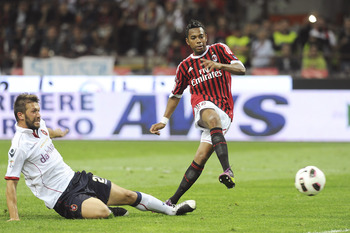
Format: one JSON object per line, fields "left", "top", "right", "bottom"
{"left": 6, "top": 180, "right": 20, "bottom": 221}
{"left": 150, "top": 97, "right": 181, "bottom": 135}
{"left": 200, "top": 58, "right": 246, "bottom": 75}
{"left": 48, "top": 128, "right": 69, "bottom": 138}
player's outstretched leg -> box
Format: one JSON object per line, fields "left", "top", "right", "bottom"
{"left": 210, "top": 127, "right": 235, "bottom": 188}
{"left": 166, "top": 160, "right": 204, "bottom": 205}
{"left": 131, "top": 192, "right": 196, "bottom": 215}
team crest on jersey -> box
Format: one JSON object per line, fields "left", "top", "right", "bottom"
{"left": 9, "top": 159, "right": 14, "bottom": 168}
{"left": 211, "top": 54, "right": 217, "bottom": 62}
{"left": 41, "top": 129, "right": 48, "bottom": 136}
{"left": 70, "top": 204, "right": 78, "bottom": 212}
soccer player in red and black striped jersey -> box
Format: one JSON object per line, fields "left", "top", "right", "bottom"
{"left": 150, "top": 20, "right": 245, "bottom": 205}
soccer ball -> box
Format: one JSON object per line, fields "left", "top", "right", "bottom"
{"left": 295, "top": 166, "right": 326, "bottom": 196}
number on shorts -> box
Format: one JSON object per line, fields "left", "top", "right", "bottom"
{"left": 92, "top": 175, "right": 106, "bottom": 184}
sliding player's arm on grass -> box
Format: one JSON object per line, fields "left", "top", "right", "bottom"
{"left": 6, "top": 179, "right": 20, "bottom": 221}
{"left": 150, "top": 97, "right": 181, "bottom": 135}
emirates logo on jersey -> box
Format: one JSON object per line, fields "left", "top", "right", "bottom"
{"left": 191, "top": 68, "right": 222, "bottom": 87}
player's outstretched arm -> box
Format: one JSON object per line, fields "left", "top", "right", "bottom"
{"left": 200, "top": 58, "right": 246, "bottom": 75}
{"left": 48, "top": 128, "right": 69, "bottom": 139}
{"left": 150, "top": 97, "right": 180, "bottom": 135}
{"left": 6, "top": 180, "right": 20, "bottom": 221}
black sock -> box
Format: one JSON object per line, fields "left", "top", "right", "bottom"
{"left": 169, "top": 160, "right": 204, "bottom": 204}
{"left": 210, "top": 127, "right": 230, "bottom": 171}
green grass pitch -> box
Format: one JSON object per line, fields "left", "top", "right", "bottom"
{"left": 0, "top": 140, "right": 349, "bottom": 233}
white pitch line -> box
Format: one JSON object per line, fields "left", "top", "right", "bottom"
{"left": 308, "top": 229, "right": 350, "bottom": 233}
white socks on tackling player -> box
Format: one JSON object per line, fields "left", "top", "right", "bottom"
{"left": 134, "top": 192, "right": 175, "bottom": 215}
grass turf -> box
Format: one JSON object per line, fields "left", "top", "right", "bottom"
{"left": 0, "top": 140, "right": 349, "bottom": 232}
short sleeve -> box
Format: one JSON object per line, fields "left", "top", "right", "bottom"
{"left": 4, "top": 147, "right": 26, "bottom": 180}
{"left": 217, "top": 43, "right": 245, "bottom": 69}
{"left": 171, "top": 63, "right": 189, "bottom": 97}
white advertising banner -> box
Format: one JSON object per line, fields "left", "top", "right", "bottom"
{"left": 0, "top": 91, "right": 349, "bottom": 141}
{"left": 23, "top": 56, "right": 115, "bottom": 75}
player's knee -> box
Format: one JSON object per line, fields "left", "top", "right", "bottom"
{"left": 82, "top": 206, "right": 111, "bottom": 219}
{"left": 82, "top": 198, "right": 112, "bottom": 219}
{"left": 206, "top": 115, "right": 221, "bottom": 128}
{"left": 201, "top": 109, "right": 221, "bottom": 128}
{"left": 96, "top": 207, "right": 111, "bottom": 218}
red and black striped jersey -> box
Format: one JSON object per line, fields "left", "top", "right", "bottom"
{"left": 171, "top": 43, "right": 242, "bottom": 120}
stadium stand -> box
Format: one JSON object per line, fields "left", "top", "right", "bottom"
{"left": 0, "top": 0, "right": 349, "bottom": 78}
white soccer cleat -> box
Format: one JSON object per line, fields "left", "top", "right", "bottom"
{"left": 174, "top": 200, "right": 196, "bottom": 215}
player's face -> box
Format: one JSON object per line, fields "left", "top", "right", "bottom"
{"left": 23, "top": 102, "right": 41, "bottom": 130}
{"left": 186, "top": 27, "right": 207, "bottom": 55}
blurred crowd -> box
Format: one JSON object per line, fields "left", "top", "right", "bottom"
{"left": 1, "top": 0, "right": 350, "bottom": 78}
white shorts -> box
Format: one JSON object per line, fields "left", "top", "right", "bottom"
{"left": 193, "top": 101, "right": 232, "bottom": 144}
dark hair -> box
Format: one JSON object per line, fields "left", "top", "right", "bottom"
{"left": 185, "top": 19, "right": 206, "bottom": 38}
{"left": 14, "top": 93, "right": 39, "bottom": 121}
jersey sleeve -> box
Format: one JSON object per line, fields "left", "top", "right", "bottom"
{"left": 4, "top": 147, "right": 26, "bottom": 180}
{"left": 169, "top": 63, "right": 189, "bottom": 98}
{"left": 217, "top": 43, "right": 245, "bottom": 68}
{"left": 217, "top": 43, "right": 239, "bottom": 63}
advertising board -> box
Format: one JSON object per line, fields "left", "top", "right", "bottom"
{"left": 1, "top": 91, "right": 349, "bottom": 141}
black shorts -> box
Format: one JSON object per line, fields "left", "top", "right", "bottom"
{"left": 54, "top": 170, "right": 111, "bottom": 219}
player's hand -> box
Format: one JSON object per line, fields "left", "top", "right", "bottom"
{"left": 54, "top": 128, "right": 69, "bottom": 137}
{"left": 150, "top": 123, "right": 166, "bottom": 135}
{"left": 200, "top": 58, "right": 221, "bottom": 72}
{"left": 49, "top": 128, "right": 69, "bottom": 138}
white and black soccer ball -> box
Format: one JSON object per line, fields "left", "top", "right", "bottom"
{"left": 295, "top": 166, "right": 326, "bottom": 196}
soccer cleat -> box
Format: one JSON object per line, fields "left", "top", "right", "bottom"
{"left": 219, "top": 168, "right": 235, "bottom": 189}
{"left": 174, "top": 200, "right": 196, "bottom": 215}
{"left": 164, "top": 199, "right": 173, "bottom": 207}
{"left": 109, "top": 207, "right": 129, "bottom": 217}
